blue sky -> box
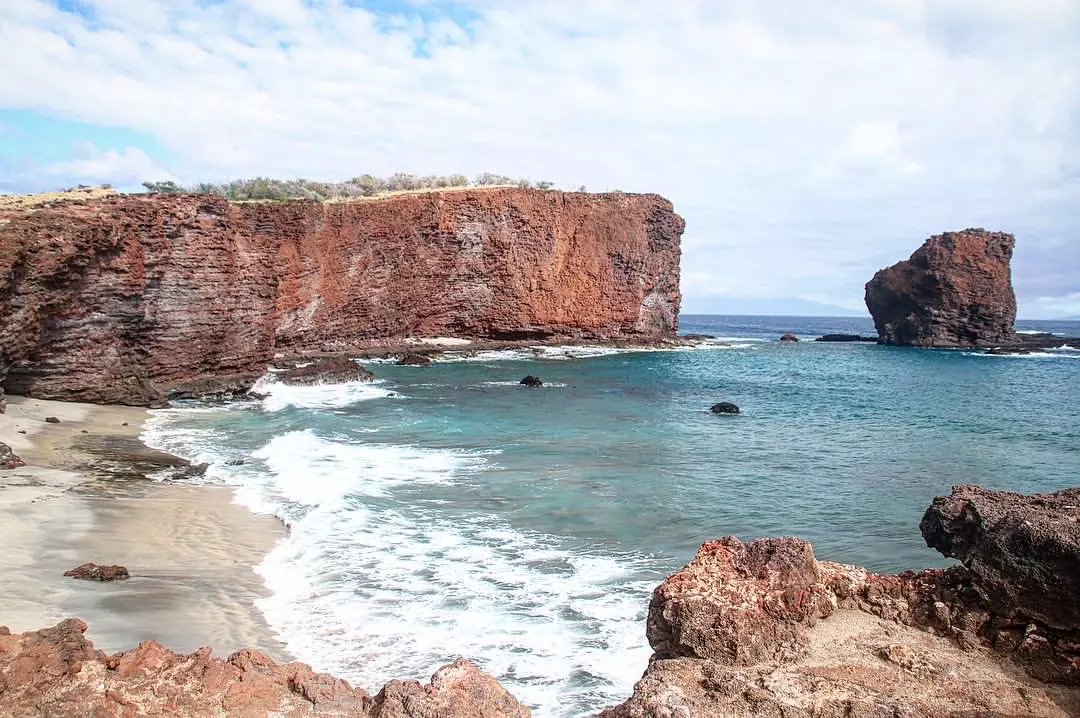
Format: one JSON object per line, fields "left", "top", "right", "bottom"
{"left": 1, "top": 0, "right": 1078, "bottom": 318}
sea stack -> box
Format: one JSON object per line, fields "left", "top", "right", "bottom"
{"left": 864, "top": 229, "right": 1016, "bottom": 347}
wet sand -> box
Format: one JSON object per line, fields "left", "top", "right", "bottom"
{"left": 0, "top": 396, "right": 288, "bottom": 660}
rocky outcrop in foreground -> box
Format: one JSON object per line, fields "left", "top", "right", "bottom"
{"left": 0, "top": 189, "right": 683, "bottom": 409}
{"left": 865, "top": 229, "right": 1017, "bottom": 346}
{"left": 604, "top": 484, "right": 1080, "bottom": 717}
{"left": 0, "top": 618, "right": 530, "bottom": 717}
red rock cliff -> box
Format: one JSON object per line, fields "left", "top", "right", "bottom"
{"left": 864, "top": 228, "right": 1016, "bottom": 347}
{"left": 0, "top": 189, "right": 683, "bottom": 406}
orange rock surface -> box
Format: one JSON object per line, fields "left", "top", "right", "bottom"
{"left": 0, "top": 189, "right": 683, "bottom": 407}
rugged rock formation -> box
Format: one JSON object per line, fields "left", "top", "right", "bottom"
{"left": 63, "top": 562, "right": 130, "bottom": 581}
{"left": 396, "top": 353, "right": 432, "bottom": 366}
{"left": 519, "top": 375, "right": 543, "bottom": 387}
{"left": 0, "top": 442, "right": 24, "bottom": 470}
{"left": 604, "top": 485, "right": 1080, "bottom": 717}
{"left": 0, "top": 618, "right": 531, "bottom": 717}
{"left": 779, "top": 333, "right": 799, "bottom": 342}
{"left": 921, "top": 485, "right": 1080, "bottom": 654}
{"left": 0, "top": 189, "right": 682, "bottom": 408}
{"left": 274, "top": 357, "right": 375, "bottom": 386}
{"left": 865, "top": 229, "right": 1016, "bottom": 346}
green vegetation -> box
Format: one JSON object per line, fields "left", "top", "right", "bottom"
{"left": 141, "top": 173, "right": 558, "bottom": 201}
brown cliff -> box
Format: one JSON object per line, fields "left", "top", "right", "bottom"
{"left": 865, "top": 229, "right": 1016, "bottom": 346}
{"left": 603, "top": 485, "right": 1080, "bottom": 717}
{"left": 0, "top": 618, "right": 530, "bottom": 717}
{"left": 0, "top": 189, "right": 683, "bottom": 407}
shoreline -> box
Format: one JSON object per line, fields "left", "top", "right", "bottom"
{"left": 0, "top": 396, "right": 288, "bottom": 661}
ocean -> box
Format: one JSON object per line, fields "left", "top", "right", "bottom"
{"left": 142, "top": 314, "right": 1080, "bottom": 717}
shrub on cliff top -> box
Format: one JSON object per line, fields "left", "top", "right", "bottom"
{"left": 139, "top": 173, "right": 559, "bottom": 201}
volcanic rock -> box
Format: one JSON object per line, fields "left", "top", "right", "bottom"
{"left": 44, "top": 416, "right": 60, "bottom": 423}
{"left": 0, "top": 189, "right": 682, "bottom": 405}
{"left": 780, "top": 333, "right": 799, "bottom": 342}
{"left": 0, "top": 441, "right": 24, "bottom": 469}
{"left": 920, "top": 484, "right": 1080, "bottom": 633}
{"left": 647, "top": 536, "right": 834, "bottom": 665}
{"left": 63, "top": 563, "right": 130, "bottom": 581}
{"left": 519, "top": 375, "right": 543, "bottom": 387}
{"left": 276, "top": 357, "right": 374, "bottom": 386}
{"left": 605, "top": 485, "right": 1080, "bottom": 716}
{"left": 814, "top": 334, "right": 879, "bottom": 342}
{"left": 397, "top": 353, "right": 432, "bottom": 366}
{"left": 0, "top": 619, "right": 531, "bottom": 717}
{"left": 709, "top": 402, "right": 739, "bottom": 414}
{"left": 865, "top": 228, "right": 1017, "bottom": 346}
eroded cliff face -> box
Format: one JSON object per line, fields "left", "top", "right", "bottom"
{"left": 864, "top": 229, "right": 1016, "bottom": 347}
{"left": 0, "top": 189, "right": 683, "bottom": 406}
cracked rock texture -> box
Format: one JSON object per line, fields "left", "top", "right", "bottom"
{"left": 0, "top": 618, "right": 531, "bottom": 717}
{"left": 604, "top": 485, "right": 1080, "bottom": 717}
{"left": 865, "top": 228, "right": 1016, "bottom": 346}
{"left": 0, "top": 189, "right": 682, "bottom": 409}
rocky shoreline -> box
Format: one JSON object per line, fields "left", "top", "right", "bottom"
{"left": 2, "top": 483, "right": 1076, "bottom": 716}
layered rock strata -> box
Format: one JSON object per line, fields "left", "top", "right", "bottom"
{"left": 0, "top": 189, "right": 683, "bottom": 409}
{"left": 604, "top": 484, "right": 1080, "bottom": 717}
{"left": 865, "top": 229, "right": 1017, "bottom": 346}
{"left": 0, "top": 618, "right": 530, "bottom": 717}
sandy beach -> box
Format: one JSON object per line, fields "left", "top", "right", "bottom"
{"left": 0, "top": 396, "right": 288, "bottom": 660}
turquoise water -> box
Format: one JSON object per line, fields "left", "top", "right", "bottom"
{"left": 143, "top": 315, "right": 1080, "bottom": 717}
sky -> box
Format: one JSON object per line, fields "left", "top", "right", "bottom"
{"left": 1, "top": 0, "right": 1077, "bottom": 318}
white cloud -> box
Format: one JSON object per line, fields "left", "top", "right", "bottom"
{"left": 1030, "top": 292, "right": 1080, "bottom": 319}
{"left": 0, "top": 0, "right": 1076, "bottom": 311}
{"left": 45, "top": 142, "right": 176, "bottom": 186}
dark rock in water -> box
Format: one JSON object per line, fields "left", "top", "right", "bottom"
{"left": 814, "top": 334, "right": 879, "bottom": 342}
{"left": 64, "top": 563, "right": 129, "bottom": 581}
{"left": 0, "top": 442, "right": 25, "bottom": 470}
{"left": 986, "top": 347, "right": 1032, "bottom": 355}
{"left": 44, "top": 416, "right": 60, "bottom": 424}
{"left": 276, "top": 357, "right": 374, "bottom": 386}
{"left": 779, "top": 333, "right": 799, "bottom": 342}
{"left": 710, "top": 402, "right": 739, "bottom": 415}
{"left": 397, "top": 353, "right": 432, "bottom": 366}
{"left": 164, "top": 374, "right": 260, "bottom": 403}
{"left": 865, "top": 228, "right": 1016, "bottom": 346}
{"left": 681, "top": 333, "right": 716, "bottom": 341}
{"left": 224, "top": 458, "right": 246, "bottom": 466}
{"left": 520, "top": 375, "right": 543, "bottom": 387}
{"left": 921, "top": 484, "right": 1080, "bottom": 634}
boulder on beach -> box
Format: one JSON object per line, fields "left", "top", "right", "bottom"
{"left": 397, "top": 353, "right": 432, "bottom": 366}
{"left": 275, "top": 357, "right": 374, "bottom": 386}
{"left": 780, "top": 333, "right": 799, "bottom": 342}
{"left": 710, "top": 402, "right": 739, "bottom": 415}
{"left": 0, "top": 442, "right": 25, "bottom": 470}
{"left": 520, "top": 375, "right": 543, "bottom": 387}
{"left": 63, "top": 563, "right": 130, "bottom": 582}
{"left": 44, "top": 416, "right": 60, "bottom": 424}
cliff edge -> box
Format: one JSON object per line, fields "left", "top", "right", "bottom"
{"left": 865, "top": 229, "right": 1016, "bottom": 347}
{"left": 0, "top": 188, "right": 683, "bottom": 408}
